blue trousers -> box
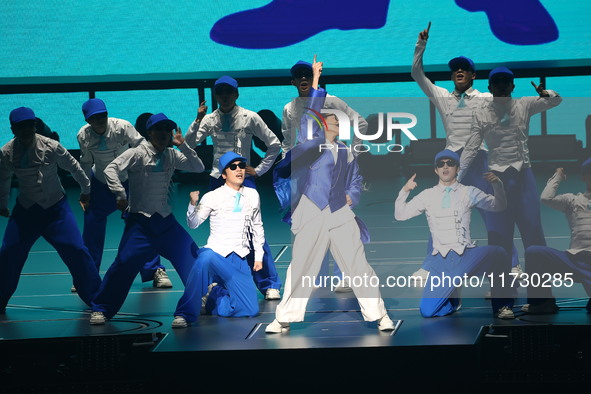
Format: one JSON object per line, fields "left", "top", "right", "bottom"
{"left": 421, "top": 246, "right": 513, "bottom": 317}
{"left": 487, "top": 167, "right": 546, "bottom": 261}
{"left": 91, "top": 213, "right": 199, "bottom": 319}
{"left": 209, "top": 175, "right": 282, "bottom": 293}
{"left": 0, "top": 197, "right": 101, "bottom": 310}
{"left": 175, "top": 248, "right": 259, "bottom": 322}
{"left": 83, "top": 176, "right": 164, "bottom": 281}
{"left": 525, "top": 245, "right": 591, "bottom": 311}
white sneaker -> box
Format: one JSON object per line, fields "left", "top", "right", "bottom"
{"left": 71, "top": 284, "right": 77, "bottom": 293}
{"left": 153, "top": 268, "right": 173, "bottom": 288}
{"left": 89, "top": 311, "right": 106, "bottom": 325}
{"left": 377, "top": 314, "right": 395, "bottom": 331}
{"left": 495, "top": 306, "right": 515, "bottom": 319}
{"left": 521, "top": 304, "right": 529, "bottom": 312}
{"left": 265, "top": 319, "right": 290, "bottom": 333}
{"left": 410, "top": 268, "right": 429, "bottom": 287}
{"left": 201, "top": 282, "right": 218, "bottom": 314}
{"left": 265, "top": 288, "right": 281, "bottom": 300}
{"left": 171, "top": 316, "right": 188, "bottom": 328}
{"left": 511, "top": 264, "right": 527, "bottom": 286}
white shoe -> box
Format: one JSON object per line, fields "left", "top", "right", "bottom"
{"left": 172, "top": 316, "right": 188, "bottom": 328}
{"left": 89, "top": 311, "right": 106, "bottom": 325}
{"left": 265, "top": 288, "right": 281, "bottom": 300}
{"left": 71, "top": 284, "right": 77, "bottom": 293}
{"left": 495, "top": 306, "right": 515, "bottom": 319}
{"left": 265, "top": 319, "right": 290, "bottom": 333}
{"left": 410, "top": 268, "right": 429, "bottom": 287}
{"left": 153, "top": 268, "right": 173, "bottom": 288}
{"left": 201, "top": 283, "right": 218, "bottom": 314}
{"left": 521, "top": 304, "right": 529, "bottom": 312}
{"left": 511, "top": 264, "right": 527, "bottom": 286}
{"left": 377, "top": 314, "right": 395, "bottom": 331}
{"left": 334, "top": 284, "right": 353, "bottom": 293}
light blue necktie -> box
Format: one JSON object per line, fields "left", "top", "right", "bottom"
{"left": 442, "top": 186, "right": 452, "bottom": 208}
{"left": 98, "top": 134, "right": 108, "bottom": 151}
{"left": 457, "top": 92, "right": 466, "bottom": 108}
{"left": 233, "top": 192, "right": 242, "bottom": 212}
{"left": 221, "top": 113, "right": 233, "bottom": 132}
{"left": 500, "top": 112, "right": 510, "bottom": 126}
{"left": 154, "top": 151, "right": 165, "bottom": 172}
{"left": 19, "top": 151, "right": 29, "bottom": 168}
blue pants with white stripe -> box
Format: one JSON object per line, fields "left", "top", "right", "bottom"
{"left": 0, "top": 197, "right": 101, "bottom": 310}
{"left": 175, "top": 248, "right": 259, "bottom": 322}
{"left": 91, "top": 213, "right": 199, "bottom": 319}
{"left": 209, "top": 175, "right": 282, "bottom": 293}
{"left": 83, "top": 176, "right": 165, "bottom": 281}
{"left": 420, "top": 246, "right": 513, "bottom": 317}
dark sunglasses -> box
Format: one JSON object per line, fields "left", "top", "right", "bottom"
{"left": 436, "top": 160, "right": 458, "bottom": 168}
{"left": 227, "top": 162, "right": 246, "bottom": 170}
{"left": 294, "top": 70, "right": 313, "bottom": 79}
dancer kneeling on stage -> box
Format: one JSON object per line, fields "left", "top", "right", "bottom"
{"left": 173, "top": 151, "right": 264, "bottom": 328}
{"left": 523, "top": 161, "right": 591, "bottom": 314}
{"left": 395, "top": 149, "right": 515, "bottom": 319}
{"left": 89, "top": 113, "right": 205, "bottom": 325}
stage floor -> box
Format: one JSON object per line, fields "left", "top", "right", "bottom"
{"left": 1, "top": 166, "right": 591, "bottom": 390}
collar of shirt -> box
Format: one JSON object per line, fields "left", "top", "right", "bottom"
{"left": 435, "top": 180, "right": 460, "bottom": 192}
{"left": 453, "top": 87, "right": 475, "bottom": 98}
{"left": 216, "top": 105, "right": 240, "bottom": 119}
{"left": 221, "top": 183, "right": 245, "bottom": 197}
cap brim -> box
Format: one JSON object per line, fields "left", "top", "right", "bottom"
{"left": 150, "top": 119, "right": 177, "bottom": 130}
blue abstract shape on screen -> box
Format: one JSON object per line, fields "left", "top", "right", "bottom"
{"left": 210, "top": 0, "right": 390, "bottom": 49}
{"left": 210, "top": 0, "right": 558, "bottom": 49}
{"left": 456, "top": 0, "right": 559, "bottom": 45}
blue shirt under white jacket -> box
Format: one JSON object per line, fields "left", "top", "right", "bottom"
{"left": 273, "top": 87, "right": 368, "bottom": 241}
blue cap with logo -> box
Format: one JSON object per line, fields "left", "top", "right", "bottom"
{"left": 489, "top": 66, "right": 514, "bottom": 82}
{"left": 82, "top": 98, "right": 107, "bottom": 120}
{"left": 145, "top": 113, "right": 177, "bottom": 131}
{"left": 214, "top": 75, "right": 238, "bottom": 91}
{"left": 434, "top": 149, "right": 460, "bottom": 166}
{"left": 9, "top": 107, "right": 36, "bottom": 125}
{"left": 290, "top": 60, "right": 312, "bottom": 77}
{"left": 448, "top": 56, "right": 475, "bottom": 72}
{"left": 218, "top": 151, "right": 247, "bottom": 173}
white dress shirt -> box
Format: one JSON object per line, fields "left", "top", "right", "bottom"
{"left": 411, "top": 39, "right": 490, "bottom": 152}
{"left": 540, "top": 171, "right": 591, "bottom": 255}
{"left": 77, "top": 117, "right": 144, "bottom": 184}
{"left": 459, "top": 92, "right": 562, "bottom": 178}
{"left": 187, "top": 184, "right": 265, "bottom": 261}
{"left": 281, "top": 94, "right": 368, "bottom": 158}
{"left": 0, "top": 135, "right": 90, "bottom": 210}
{"left": 186, "top": 106, "right": 280, "bottom": 179}
{"left": 104, "top": 140, "right": 204, "bottom": 218}
{"left": 395, "top": 180, "right": 506, "bottom": 257}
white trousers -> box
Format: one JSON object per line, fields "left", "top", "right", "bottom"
{"left": 274, "top": 204, "right": 387, "bottom": 323}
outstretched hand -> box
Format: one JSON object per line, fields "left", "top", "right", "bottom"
{"left": 403, "top": 173, "right": 418, "bottom": 192}
{"left": 418, "top": 21, "right": 431, "bottom": 41}
{"left": 172, "top": 127, "right": 184, "bottom": 146}
{"left": 531, "top": 81, "right": 550, "bottom": 97}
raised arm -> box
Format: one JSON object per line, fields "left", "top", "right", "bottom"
{"left": 171, "top": 128, "right": 205, "bottom": 173}
{"left": 540, "top": 168, "right": 572, "bottom": 212}
{"left": 394, "top": 174, "right": 426, "bottom": 221}
{"left": 470, "top": 172, "right": 507, "bottom": 212}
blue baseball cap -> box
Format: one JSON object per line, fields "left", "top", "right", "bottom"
{"left": 489, "top": 67, "right": 514, "bottom": 82}
{"left": 434, "top": 149, "right": 460, "bottom": 166}
{"left": 9, "top": 107, "right": 36, "bottom": 125}
{"left": 448, "top": 56, "right": 475, "bottom": 72}
{"left": 82, "top": 98, "right": 107, "bottom": 120}
{"left": 218, "top": 151, "right": 247, "bottom": 173}
{"left": 214, "top": 75, "right": 238, "bottom": 92}
{"left": 290, "top": 60, "right": 312, "bottom": 77}
{"left": 145, "top": 113, "right": 177, "bottom": 131}
{"left": 581, "top": 158, "right": 591, "bottom": 173}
